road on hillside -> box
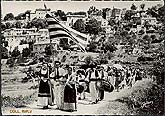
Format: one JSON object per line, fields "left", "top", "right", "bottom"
{"left": 3, "top": 91, "right": 121, "bottom": 115}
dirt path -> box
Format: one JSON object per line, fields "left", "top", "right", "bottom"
{"left": 3, "top": 91, "right": 122, "bottom": 115}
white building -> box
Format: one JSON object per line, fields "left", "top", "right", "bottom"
{"left": 111, "top": 8, "right": 122, "bottom": 20}
{"left": 3, "top": 28, "right": 39, "bottom": 52}
{"left": 90, "top": 14, "right": 102, "bottom": 22}
{"left": 30, "top": 8, "right": 51, "bottom": 20}
{"left": 101, "top": 18, "right": 109, "bottom": 27}
{"left": 33, "top": 28, "right": 60, "bottom": 53}
{"left": 106, "top": 9, "right": 112, "bottom": 20}
{"left": 141, "top": 17, "right": 157, "bottom": 25}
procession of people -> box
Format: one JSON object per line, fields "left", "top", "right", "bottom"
{"left": 32, "top": 57, "right": 144, "bottom": 111}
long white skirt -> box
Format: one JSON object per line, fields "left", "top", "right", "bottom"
{"left": 37, "top": 97, "right": 49, "bottom": 107}
{"left": 56, "top": 82, "right": 65, "bottom": 109}
{"left": 89, "top": 81, "right": 99, "bottom": 102}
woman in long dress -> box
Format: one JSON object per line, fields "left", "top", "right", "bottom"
{"left": 37, "top": 63, "right": 52, "bottom": 109}
{"left": 87, "top": 67, "right": 99, "bottom": 104}
{"left": 63, "top": 67, "right": 77, "bottom": 112}
{"left": 54, "top": 62, "right": 67, "bottom": 110}
{"left": 97, "top": 66, "right": 107, "bottom": 101}
{"left": 77, "top": 70, "right": 87, "bottom": 100}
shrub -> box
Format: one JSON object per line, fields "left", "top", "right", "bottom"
{"left": 116, "top": 79, "right": 164, "bottom": 115}
{"left": 84, "top": 55, "right": 94, "bottom": 65}
{"left": 2, "top": 92, "right": 36, "bottom": 109}
{"left": 96, "top": 53, "right": 108, "bottom": 65}
{"left": 105, "top": 51, "right": 114, "bottom": 60}
{"left": 11, "top": 48, "right": 20, "bottom": 58}
{"left": 22, "top": 48, "right": 31, "bottom": 57}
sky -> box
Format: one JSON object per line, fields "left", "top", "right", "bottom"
{"left": 1, "top": 1, "right": 164, "bottom": 18}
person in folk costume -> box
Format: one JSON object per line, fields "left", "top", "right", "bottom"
{"left": 127, "top": 67, "right": 134, "bottom": 88}
{"left": 97, "top": 66, "right": 108, "bottom": 101}
{"left": 131, "top": 68, "right": 137, "bottom": 86}
{"left": 53, "top": 61, "right": 67, "bottom": 110}
{"left": 114, "top": 67, "right": 121, "bottom": 92}
{"left": 119, "top": 69, "right": 127, "bottom": 89}
{"left": 107, "top": 67, "right": 115, "bottom": 88}
{"left": 86, "top": 62, "right": 100, "bottom": 104}
{"left": 135, "top": 68, "right": 142, "bottom": 81}
{"left": 125, "top": 67, "right": 131, "bottom": 87}
{"left": 77, "top": 69, "right": 87, "bottom": 100}
{"left": 63, "top": 66, "right": 77, "bottom": 112}
{"left": 37, "top": 63, "right": 52, "bottom": 109}
{"left": 48, "top": 63, "right": 55, "bottom": 106}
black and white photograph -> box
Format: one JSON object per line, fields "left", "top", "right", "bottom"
{"left": 1, "top": 0, "right": 164, "bottom": 115}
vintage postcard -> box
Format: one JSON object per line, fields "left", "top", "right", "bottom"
{"left": 1, "top": 0, "right": 164, "bottom": 115}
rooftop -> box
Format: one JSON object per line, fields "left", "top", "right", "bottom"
{"left": 35, "top": 8, "right": 51, "bottom": 11}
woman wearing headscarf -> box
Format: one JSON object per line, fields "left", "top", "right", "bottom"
{"left": 37, "top": 63, "right": 52, "bottom": 109}
{"left": 77, "top": 69, "right": 87, "bottom": 100}
{"left": 63, "top": 67, "right": 77, "bottom": 112}
{"left": 97, "top": 66, "right": 107, "bottom": 101}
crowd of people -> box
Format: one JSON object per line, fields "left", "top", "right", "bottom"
{"left": 27, "top": 58, "right": 145, "bottom": 112}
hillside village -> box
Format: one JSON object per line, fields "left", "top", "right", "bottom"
{"left": 1, "top": 2, "right": 164, "bottom": 115}
{"left": 1, "top": 3, "right": 164, "bottom": 57}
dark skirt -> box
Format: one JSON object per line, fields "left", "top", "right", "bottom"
{"left": 64, "top": 84, "right": 76, "bottom": 103}
{"left": 38, "top": 79, "right": 51, "bottom": 97}
{"left": 63, "top": 83, "right": 77, "bottom": 111}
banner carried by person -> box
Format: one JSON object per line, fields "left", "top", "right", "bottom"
{"left": 45, "top": 14, "right": 89, "bottom": 52}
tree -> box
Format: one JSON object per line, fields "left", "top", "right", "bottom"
{"left": 45, "top": 45, "right": 52, "bottom": 56}
{"left": 140, "top": 4, "right": 145, "bottom": 10}
{"left": 4, "top": 41, "right": 8, "bottom": 47}
{"left": 5, "top": 22, "right": 12, "bottom": 29}
{"left": 139, "top": 29, "right": 145, "bottom": 35}
{"left": 87, "top": 41, "right": 98, "bottom": 52}
{"left": 20, "top": 40, "right": 28, "bottom": 45}
{"left": 11, "top": 47, "right": 20, "bottom": 58}
{"left": 143, "top": 35, "right": 151, "bottom": 45}
{"left": 150, "top": 34, "right": 156, "bottom": 41}
{"left": 131, "top": 4, "right": 137, "bottom": 11}
{"left": 25, "top": 10, "right": 31, "bottom": 15}
{"left": 53, "top": 10, "right": 67, "bottom": 21}
{"left": 31, "top": 18, "right": 47, "bottom": 29}
{"left": 1, "top": 45, "right": 8, "bottom": 59}
{"left": 146, "top": 6, "right": 158, "bottom": 18}
{"left": 67, "top": 11, "right": 86, "bottom": 16}
{"left": 157, "top": 6, "right": 164, "bottom": 22}
{"left": 120, "top": 30, "right": 128, "bottom": 38}
{"left": 103, "top": 42, "right": 117, "bottom": 53}
{"left": 108, "top": 19, "right": 116, "bottom": 26}
{"left": 59, "top": 38, "right": 70, "bottom": 50}
{"left": 15, "top": 13, "right": 25, "bottom": 20}
{"left": 14, "top": 21, "right": 22, "bottom": 28}
{"left": 86, "top": 18, "right": 102, "bottom": 35}
{"left": 1, "top": 23, "right": 6, "bottom": 31}
{"left": 72, "top": 19, "right": 86, "bottom": 33}
{"left": 4, "top": 13, "right": 14, "bottom": 21}
{"left": 22, "top": 48, "right": 31, "bottom": 57}
{"left": 84, "top": 56, "right": 94, "bottom": 65}
{"left": 124, "top": 10, "right": 134, "bottom": 20}
{"left": 28, "top": 41, "right": 35, "bottom": 51}
{"left": 25, "top": 21, "right": 33, "bottom": 29}
{"left": 102, "top": 8, "right": 111, "bottom": 19}
{"left": 87, "top": 6, "right": 97, "bottom": 16}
